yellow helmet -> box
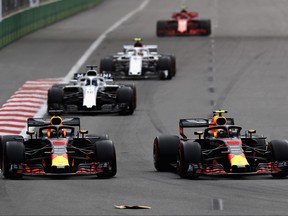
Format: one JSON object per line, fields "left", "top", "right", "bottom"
{"left": 134, "top": 37, "right": 142, "bottom": 42}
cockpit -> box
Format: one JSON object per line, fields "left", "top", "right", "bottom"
{"left": 79, "top": 77, "right": 104, "bottom": 87}
{"left": 204, "top": 125, "right": 242, "bottom": 139}
{"left": 39, "top": 126, "right": 74, "bottom": 139}
{"left": 125, "top": 48, "right": 149, "bottom": 56}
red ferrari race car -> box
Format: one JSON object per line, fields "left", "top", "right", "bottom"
{"left": 156, "top": 9, "right": 211, "bottom": 37}
{"left": 153, "top": 110, "right": 288, "bottom": 179}
{"left": 0, "top": 115, "right": 117, "bottom": 179}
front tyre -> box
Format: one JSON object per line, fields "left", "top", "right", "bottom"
{"left": 269, "top": 140, "right": 288, "bottom": 178}
{"left": 95, "top": 140, "right": 117, "bottom": 178}
{"left": 153, "top": 135, "right": 179, "bottom": 171}
{"left": 0, "top": 135, "right": 23, "bottom": 171}
{"left": 116, "top": 87, "right": 134, "bottom": 115}
{"left": 3, "top": 141, "right": 25, "bottom": 179}
{"left": 177, "top": 141, "right": 202, "bottom": 179}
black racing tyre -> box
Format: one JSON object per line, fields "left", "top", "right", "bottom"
{"left": 47, "top": 85, "right": 64, "bottom": 115}
{"left": 157, "top": 57, "right": 172, "bottom": 80}
{"left": 269, "top": 140, "right": 288, "bottom": 178}
{"left": 156, "top": 20, "right": 167, "bottom": 37}
{"left": 100, "top": 57, "right": 114, "bottom": 73}
{"left": 116, "top": 87, "right": 134, "bottom": 115}
{"left": 153, "top": 135, "right": 180, "bottom": 171}
{"left": 0, "top": 135, "right": 23, "bottom": 171}
{"left": 177, "top": 141, "right": 202, "bottom": 179}
{"left": 3, "top": 141, "right": 25, "bottom": 179}
{"left": 124, "top": 84, "right": 137, "bottom": 110}
{"left": 269, "top": 140, "right": 288, "bottom": 161}
{"left": 199, "top": 19, "right": 211, "bottom": 36}
{"left": 164, "top": 55, "right": 176, "bottom": 77}
{"left": 170, "top": 55, "right": 176, "bottom": 77}
{"left": 95, "top": 140, "right": 117, "bottom": 178}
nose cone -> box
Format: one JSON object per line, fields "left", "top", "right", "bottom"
{"left": 52, "top": 154, "right": 69, "bottom": 168}
{"left": 228, "top": 154, "right": 250, "bottom": 172}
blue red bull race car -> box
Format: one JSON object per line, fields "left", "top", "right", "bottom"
{"left": 153, "top": 110, "right": 288, "bottom": 178}
{"left": 156, "top": 9, "right": 211, "bottom": 37}
{"left": 0, "top": 115, "right": 117, "bottom": 179}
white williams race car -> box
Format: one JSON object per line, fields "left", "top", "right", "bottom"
{"left": 100, "top": 44, "right": 176, "bottom": 80}
{"left": 47, "top": 66, "right": 136, "bottom": 115}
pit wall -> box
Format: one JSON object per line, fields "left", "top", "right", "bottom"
{"left": 0, "top": 0, "right": 103, "bottom": 49}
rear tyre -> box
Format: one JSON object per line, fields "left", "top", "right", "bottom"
{"left": 199, "top": 19, "right": 211, "bottom": 36}
{"left": 156, "top": 20, "right": 167, "bottom": 37}
{"left": 269, "top": 140, "right": 288, "bottom": 178}
{"left": 157, "top": 57, "right": 172, "bottom": 80}
{"left": 3, "top": 141, "right": 25, "bottom": 179}
{"left": 95, "top": 140, "right": 117, "bottom": 178}
{"left": 116, "top": 87, "right": 134, "bottom": 115}
{"left": 153, "top": 135, "right": 180, "bottom": 171}
{"left": 177, "top": 141, "right": 202, "bottom": 179}
{"left": 100, "top": 57, "right": 114, "bottom": 73}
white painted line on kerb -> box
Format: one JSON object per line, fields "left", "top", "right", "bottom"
{"left": 20, "top": 0, "right": 150, "bottom": 136}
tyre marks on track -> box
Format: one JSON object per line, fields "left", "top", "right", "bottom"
{"left": 0, "top": 79, "right": 62, "bottom": 135}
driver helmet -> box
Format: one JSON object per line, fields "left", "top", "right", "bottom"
{"left": 47, "top": 128, "right": 57, "bottom": 138}
{"left": 180, "top": 4, "right": 188, "bottom": 12}
{"left": 50, "top": 116, "right": 63, "bottom": 125}
{"left": 209, "top": 110, "right": 228, "bottom": 137}
{"left": 48, "top": 116, "right": 66, "bottom": 138}
{"left": 58, "top": 128, "right": 67, "bottom": 138}
{"left": 134, "top": 37, "right": 143, "bottom": 47}
{"left": 92, "top": 79, "right": 97, "bottom": 86}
